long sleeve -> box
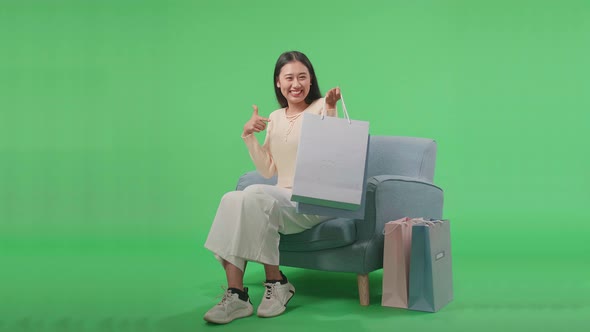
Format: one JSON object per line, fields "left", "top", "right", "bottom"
{"left": 241, "top": 98, "right": 331, "bottom": 188}
{"left": 242, "top": 114, "right": 277, "bottom": 179}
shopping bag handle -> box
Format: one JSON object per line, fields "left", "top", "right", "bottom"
{"left": 322, "top": 91, "right": 351, "bottom": 124}
{"left": 383, "top": 223, "right": 401, "bottom": 235}
{"left": 382, "top": 217, "right": 422, "bottom": 235}
{"left": 421, "top": 220, "right": 443, "bottom": 227}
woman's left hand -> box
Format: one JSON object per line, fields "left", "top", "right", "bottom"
{"left": 325, "top": 87, "right": 341, "bottom": 110}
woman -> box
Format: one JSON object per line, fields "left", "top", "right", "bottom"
{"left": 204, "top": 51, "right": 341, "bottom": 324}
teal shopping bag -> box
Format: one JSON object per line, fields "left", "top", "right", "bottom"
{"left": 408, "top": 220, "right": 453, "bottom": 312}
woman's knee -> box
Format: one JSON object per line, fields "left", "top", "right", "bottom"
{"left": 243, "top": 184, "right": 269, "bottom": 194}
{"left": 219, "top": 191, "right": 245, "bottom": 204}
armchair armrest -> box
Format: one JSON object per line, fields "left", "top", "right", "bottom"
{"left": 236, "top": 171, "right": 277, "bottom": 191}
{"left": 355, "top": 175, "right": 444, "bottom": 243}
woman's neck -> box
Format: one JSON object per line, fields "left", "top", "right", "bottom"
{"left": 285, "top": 101, "right": 308, "bottom": 115}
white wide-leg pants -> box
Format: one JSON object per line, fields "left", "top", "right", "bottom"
{"left": 204, "top": 184, "right": 330, "bottom": 271}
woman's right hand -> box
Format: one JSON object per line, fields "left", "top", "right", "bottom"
{"left": 242, "top": 105, "right": 270, "bottom": 137}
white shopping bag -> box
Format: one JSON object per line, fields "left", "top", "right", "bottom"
{"left": 291, "top": 94, "right": 370, "bottom": 217}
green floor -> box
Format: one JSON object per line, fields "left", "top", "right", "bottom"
{"left": 2, "top": 236, "right": 588, "bottom": 332}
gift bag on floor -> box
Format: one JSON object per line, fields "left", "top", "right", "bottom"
{"left": 291, "top": 94, "right": 370, "bottom": 218}
{"left": 381, "top": 217, "right": 421, "bottom": 308}
{"left": 408, "top": 219, "right": 453, "bottom": 312}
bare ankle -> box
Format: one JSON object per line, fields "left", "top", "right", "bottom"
{"left": 227, "top": 285, "right": 244, "bottom": 291}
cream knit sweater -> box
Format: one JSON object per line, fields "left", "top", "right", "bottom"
{"left": 242, "top": 98, "right": 337, "bottom": 188}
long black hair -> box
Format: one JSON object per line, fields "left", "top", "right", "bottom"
{"left": 273, "top": 51, "right": 322, "bottom": 108}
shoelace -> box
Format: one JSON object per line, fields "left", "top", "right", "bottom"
{"left": 216, "top": 286, "right": 232, "bottom": 305}
{"left": 264, "top": 282, "right": 278, "bottom": 299}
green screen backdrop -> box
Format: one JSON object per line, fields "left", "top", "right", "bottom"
{"left": 1, "top": 1, "right": 589, "bottom": 331}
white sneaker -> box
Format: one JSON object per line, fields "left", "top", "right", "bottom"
{"left": 203, "top": 288, "right": 253, "bottom": 324}
{"left": 257, "top": 281, "right": 296, "bottom": 318}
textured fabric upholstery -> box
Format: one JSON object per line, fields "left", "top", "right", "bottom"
{"left": 278, "top": 217, "right": 356, "bottom": 252}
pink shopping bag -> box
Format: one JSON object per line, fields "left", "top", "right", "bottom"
{"left": 382, "top": 217, "right": 424, "bottom": 308}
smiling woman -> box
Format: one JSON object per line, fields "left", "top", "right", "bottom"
{"left": 202, "top": 50, "right": 342, "bottom": 324}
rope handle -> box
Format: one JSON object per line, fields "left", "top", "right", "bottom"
{"left": 321, "top": 90, "right": 351, "bottom": 124}
{"left": 382, "top": 217, "right": 420, "bottom": 235}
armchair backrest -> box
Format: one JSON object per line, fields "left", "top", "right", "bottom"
{"left": 236, "top": 135, "right": 437, "bottom": 191}
{"left": 367, "top": 136, "right": 437, "bottom": 182}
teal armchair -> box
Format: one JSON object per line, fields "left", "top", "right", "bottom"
{"left": 235, "top": 136, "right": 444, "bottom": 305}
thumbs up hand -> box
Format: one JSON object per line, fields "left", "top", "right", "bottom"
{"left": 243, "top": 105, "right": 271, "bottom": 137}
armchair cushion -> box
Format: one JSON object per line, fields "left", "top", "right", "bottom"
{"left": 279, "top": 217, "right": 356, "bottom": 252}
{"left": 236, "top": 171, "right": 277, "bottom": 191}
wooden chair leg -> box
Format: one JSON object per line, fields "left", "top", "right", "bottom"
{"left": 357, "top": 274, "right": 370, "bottom": 306}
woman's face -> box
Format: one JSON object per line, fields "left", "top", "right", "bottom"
{"left": 276, "top": 61, "right": 311, "bottom": 108}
